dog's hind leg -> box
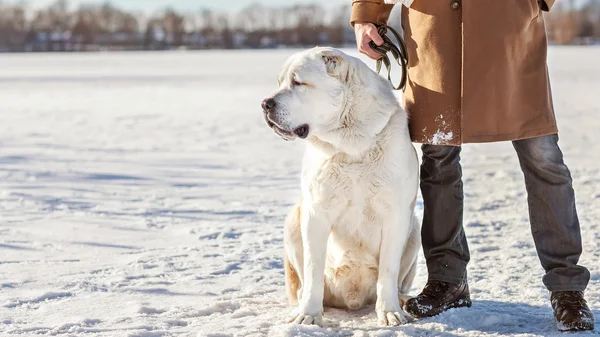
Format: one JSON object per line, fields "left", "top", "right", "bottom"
{"left": 398, "top": 256, "right": 417, "bottom": 319}
{"left": 284, "top": 202, "right": 304, "bottom": 305}
{"left": 398, "top": 215, "right": 421, "bottom": 296}
{"left": 400, "top": 259, "right": 418, "bottom": 302}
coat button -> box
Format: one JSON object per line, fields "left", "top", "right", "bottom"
{"left": 450, "top": 1, "right": 460, "bottom": 10}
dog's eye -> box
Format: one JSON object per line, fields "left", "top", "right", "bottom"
{"left": 292, "top": 79, "right": 305, "bottom": 87}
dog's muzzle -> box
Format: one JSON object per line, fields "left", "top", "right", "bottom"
{"left": 262, "top": 98, "right": 293, "bottom": 140}
{"left": 261, "top": 98, "right": 310, "bottom": 140}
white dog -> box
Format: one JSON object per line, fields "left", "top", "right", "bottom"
{"left": 261, "top": 47, "right": 420, "bottom": 327}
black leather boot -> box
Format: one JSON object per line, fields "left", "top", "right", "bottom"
{"left": 551, "top": 291, "right": 594, "bottom": 331}
{"left": 404, "top": 280, "right": 472, "bottom": 318}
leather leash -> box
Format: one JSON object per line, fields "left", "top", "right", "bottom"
{"left": 368, "top": 24, "right": 409, "bottom": 91}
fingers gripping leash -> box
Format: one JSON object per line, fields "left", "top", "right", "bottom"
{"left": 368, "top": 24, "right": 409, "bottom": 91}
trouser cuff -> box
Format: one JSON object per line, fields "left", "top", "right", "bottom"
{"left": 428, "top": 273, "right": 467, "bottom": 285}
{"left": 545, "top": 284, "right": 588, "bottom": 292}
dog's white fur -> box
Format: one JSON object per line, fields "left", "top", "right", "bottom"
{"left": 263, "top": 47, "right": 420, "bottom": 326}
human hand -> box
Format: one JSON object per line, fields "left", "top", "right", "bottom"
{"left": 354, "top": 22, "right": 384, "bottom": 60}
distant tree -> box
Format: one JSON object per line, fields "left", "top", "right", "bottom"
{"left": 545, "top": 0, "right": 578, "bottom": 44}
{"left": 72, "top": 12, "right": 96, "bottom": 45}
{"left": 161, "top": 9, "right": 185, "bottom": 46}
{"left": 292, "top": 5, "right": 326, "bottom": 46}
{"left": 578, "top": 0, "right": 600, "bottom": 39}
{"left": 144, "top": 18, "right": 164, "bottom": 49}
{"left": 0, "top": 3, "right": 29, "bottom": 50}
{"left": 329, "top": 4, "right": 352, "bottom": 46}
{"left": 214, "top": 13, "right": 232, "bottom": 49}
{"left": 199, "top": 9, "right": 215, "bottom": 34}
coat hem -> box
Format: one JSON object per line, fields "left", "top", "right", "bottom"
{"left": 411, "top": 125, "right": 558, "bottom": 146}
{"left": 462, "top": 125, "right": 558, "bottom": 144}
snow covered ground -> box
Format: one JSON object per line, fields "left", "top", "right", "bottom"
{"left": 0, "top": 47, "right": 598, "bottom": 337}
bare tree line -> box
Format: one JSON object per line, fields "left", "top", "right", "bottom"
{"left": 0, "top": 1, "right": 355, "bottom": 52}
{"left": 0, "top": 0, "right": 598, "bottom": 53}
{"left": 545, "top": 0, "right": 600, "bottom": 44}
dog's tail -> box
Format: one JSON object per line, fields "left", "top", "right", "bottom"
{"left": 284, "top": 250, "right": 301, "bottom": 305}
{"left": 284, "top": 203, "right": 303, "bottom": 306}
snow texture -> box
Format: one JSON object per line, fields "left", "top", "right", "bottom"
{"left": 430, "top": 131, "right": 453, "bottom": 145}
{"left": 0, "top": 47, "right": 599, "bottom": 337}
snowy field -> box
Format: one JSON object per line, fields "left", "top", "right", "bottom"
{"left": 0, "top": 47, "right": 598, "bottom": 337}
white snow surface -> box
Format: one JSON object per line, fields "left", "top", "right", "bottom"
{"left": 0, "top": 47, "right": 599, "bottom": 337}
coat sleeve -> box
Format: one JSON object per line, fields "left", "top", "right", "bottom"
{"left": 350, "top": 0, "right": 395, "bottom": 27}
{"left": 539, "top": 0, "right": 555, "bottom": 11}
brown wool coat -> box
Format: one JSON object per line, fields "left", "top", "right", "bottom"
{"left": 351, "top": 0, "right": 558, "bottom": 145}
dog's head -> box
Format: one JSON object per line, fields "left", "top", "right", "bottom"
{"left": 261, "top": 47, "right": 361, "bottom": 141}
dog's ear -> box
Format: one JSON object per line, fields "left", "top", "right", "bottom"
{"left": 322, "top": 52, "right": 342, "bottom": 74}
{"left": 321, "top": 52, "right": 348, "bottom": 81}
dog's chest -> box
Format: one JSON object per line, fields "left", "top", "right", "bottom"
{"left": 339, "top": 182, "right": 389, "bottom": 247}
{"left": 326, "top": 159, "right": 392, "bottom": 254}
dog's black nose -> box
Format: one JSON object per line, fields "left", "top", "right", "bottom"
{"left": 262, "top": 98, "right": 276, "bottom": 111}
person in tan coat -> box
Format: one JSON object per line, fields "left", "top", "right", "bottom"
{"left": 351, "top": 0, "right": 594, "bottom": 331}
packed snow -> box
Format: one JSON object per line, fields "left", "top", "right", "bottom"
{"left": 0, "top": 47, "right": 598, "bottom": 337}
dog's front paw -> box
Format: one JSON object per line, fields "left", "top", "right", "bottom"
{"left": 286, "top": 308, "right": 323, "bottom": 326}
{"left": 376, "top": 309, "right": 412, "bottom": 326}
{"left": 376, "top": 297, "right": 413, "bottom": 326}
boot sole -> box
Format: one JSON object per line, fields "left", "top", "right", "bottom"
{"left": 556, "top": 320, "right": 594, "bottom": 332}
{"left": 407, "top": 293, "right": 472, "bottom": 318}
{"left": 447, "top": 293, "right": 472, "bottom": 311}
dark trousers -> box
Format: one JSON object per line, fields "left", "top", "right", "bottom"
{"left": 421, "top": 134, "right": 590, "bottom": 291}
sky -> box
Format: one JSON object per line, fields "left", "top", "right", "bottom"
{"left": 11, "top": 0, "right": 345, "bottom": 12}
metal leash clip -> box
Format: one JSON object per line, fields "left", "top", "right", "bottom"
{"left": 368, "top": 24, "right": 409, "bottom": 91}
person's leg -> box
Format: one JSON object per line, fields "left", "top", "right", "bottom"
{"left": 513, "top": 134, "right": 593, "bottom": 331}
{"left": 405, "top": 144, "right": 471, "bottom": 318}
{"left": 512, "top": 134, "right": 590, "bottom": 291}
{"left": 420, "top": 144, "right": 470, "bottom": 283}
